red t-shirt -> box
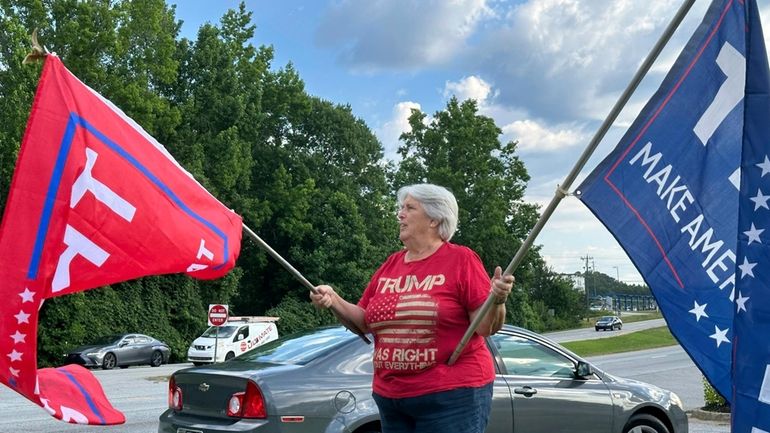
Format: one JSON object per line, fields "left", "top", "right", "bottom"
{"left": 358, "top": 242, "right": 495, "bottom": 398}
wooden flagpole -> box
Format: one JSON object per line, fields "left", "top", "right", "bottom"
{"left": 242, "top": 223, "right": 371, "bottom": 344}
{"left": 448, "top": 0, "right": 697, "bottom": 365}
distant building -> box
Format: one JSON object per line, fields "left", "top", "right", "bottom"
{"left": 562, "top": 273, "right": 585, "bottom": 293}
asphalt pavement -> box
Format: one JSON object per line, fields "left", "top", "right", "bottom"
{"left": 0, "top": 317, "right": 730, "bottom": 432}
{"left": 545, "top": 316, "right": 730, "bottom": 433}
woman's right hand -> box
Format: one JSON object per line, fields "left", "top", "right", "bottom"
{"left": 310, "top": 284, "right": 336, "bottom": 309}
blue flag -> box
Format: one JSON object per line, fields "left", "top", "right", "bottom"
{"left": 578, "top": 0, "right": 770, "bottom": 430}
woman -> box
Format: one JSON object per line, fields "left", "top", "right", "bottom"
{"left": 310, "top": 183, "right": 514, "bottom": 433}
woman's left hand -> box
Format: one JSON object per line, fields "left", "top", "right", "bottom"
{"left": 491, "top": 266, "right": 515, "bottom": 304}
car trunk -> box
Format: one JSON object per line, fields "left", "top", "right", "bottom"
{"left": 173, "top": 362, "right": 300, "bottom": 419}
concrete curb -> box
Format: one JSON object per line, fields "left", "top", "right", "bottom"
{"left": 688, "top": 408, "right": 731, "bottom": 422}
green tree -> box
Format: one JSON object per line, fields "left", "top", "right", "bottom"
{"left": 395, "top": 97, "right": 583, "bottom": 328}
{"left": 583, "top": 270, "right": 650, "bottom": 297}
{"left": 396, "top": 98, "right": 539, "bottom": 267}
{"left": 237, "top": 90, "right": 398, "bottom": 329}
{"left": 529, "top": 265, "right": 585, "bottom": 330}
{"left": 1, "top": 0, "right": 590, "bottom": 368}
{"left": 0, "top": 0, "right": 242, "bottom": 365}
{"left": 0, "top": 2, "right": 48, "bottom": 213}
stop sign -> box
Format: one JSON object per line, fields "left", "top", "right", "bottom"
{"left": 208, "top": 304, "right": 229, "bottom": 326}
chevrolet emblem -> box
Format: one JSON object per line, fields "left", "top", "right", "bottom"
{"left": 198, "top": 382, "right": 210, "bottom": 392}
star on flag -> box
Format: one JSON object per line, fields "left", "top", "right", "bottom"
{"left": 709, "top": 326, "right": 730, "bottom": 348}
{"left": 7, "top": 350, "right": 22, "bottom": 362}
{"left": 744, "top": 223, "right": 764, "bottom": 244}
{"left": 9, "top": 331, "right": 25, "bottom": 344}
{"left": 750, "top": 189, "right": 770, "bottom": 210}
{"left": 689, "top": 301, "right": 709, "bottom": 322}
{"left": 13, "top": 310, "right": 30, "bottom": 325}
{"left": 18, "top": 288, "right": 35, "bottom": 303}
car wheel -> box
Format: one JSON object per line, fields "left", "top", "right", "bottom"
{"left": 595, "top": 327, "right": 600, "bottom": 331}
{"left": 623, "top": 413, "right": 670, "bottom": 433}
{"left": 354, "top": 424, "right": 382, "bottom": 433}
{"left": 192, "top": 362, "right": 205, "bottom": 366}
{"left": 224, "top": 351, "right": 235, "bottom": 361}
{"left": 150, "top": 350, "right": 163, "bottom": 367}
{"left": 102, "top": 353, "right": 117, "bottom": 370}
{"left": 617, "top": 324, "right": 622, "bottom": 330}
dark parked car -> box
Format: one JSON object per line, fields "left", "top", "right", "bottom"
{"left": 159, "top": 325, "right": 687, "bottom": 433}
{"left": 65, "top": 333, "right": 171, "bottom": 370}
{"left": 595, "top": 315, "right": 623, "bottom": 331}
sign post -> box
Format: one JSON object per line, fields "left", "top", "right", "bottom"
{"left": 208, "top": 304, "right": 229, "bottom": 363}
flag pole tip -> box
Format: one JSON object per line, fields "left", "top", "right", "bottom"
{"left": 22, "top": 28, "right": 47, "bottom": 65}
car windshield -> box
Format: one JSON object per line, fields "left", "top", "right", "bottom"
{"left": 237, "top": 327, "right": 356, "bottom": 365}
{"left": 92, "top": 335, "right": 123, "bottom": 345}
{"left": 599, "top": 316, "right": 615, "bottom": 321}
{"left": 201, "top": 326, "right": 237, "bottom": 338}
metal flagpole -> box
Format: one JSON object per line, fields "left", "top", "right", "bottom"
{"left": 242, "top": 223, "right": 371, "bottom": 344}
{"left": 447, "top": 0, "right": 696, "bottom": 365}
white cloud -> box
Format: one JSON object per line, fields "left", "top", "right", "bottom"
{"left": 467, "top": 0, "right": 709, "bottom": 122}
{"left": 316, "top": 0, "right": 494, "bottom": 71}
{"left": 376, "top": 101, "right": 423, "bottom": 161}
{"left": 530, "top": 195, "right": 646, "bottom": 283}
{"left": 502, "top": 119, "right": 585, "bottom": 153}
{"left": 443, "top": 75, "right": 495, "bottom": 103}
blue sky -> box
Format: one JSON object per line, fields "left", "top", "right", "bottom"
{"left": 170, "top": 0, "right": 770, "bottom": 284}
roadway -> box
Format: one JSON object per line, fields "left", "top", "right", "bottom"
{"left": 0, "top": 319, "right": 728, "bottom": 433}
{"left": 543, "top": 317, "right": 667, "bottom": 343}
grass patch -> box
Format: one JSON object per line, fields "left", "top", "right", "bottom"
{"left": 618, "top": 311, "right": 663, "bottom": 323}
{"left": 562, "top": 326, "right": 676, "bottom": 357}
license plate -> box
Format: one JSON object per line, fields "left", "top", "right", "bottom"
{"left": 177, "top": 429, "right": 203, "bottom": 433}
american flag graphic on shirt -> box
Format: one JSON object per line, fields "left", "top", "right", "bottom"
{"left": 369, "top": 293, "right": 439, "bottom": 371}
{"left": 369, "top": 293, "right": 437, "bottom": 343}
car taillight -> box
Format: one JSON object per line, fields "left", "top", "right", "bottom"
{"left": 227, "top": 380, "right": 266, "bottom": 418}
{"left": 168, "top": 376, "right": 183, "bottom": 411}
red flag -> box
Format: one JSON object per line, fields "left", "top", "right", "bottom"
{"left": 0, "top": 55, "right": 243, "bottom": 424}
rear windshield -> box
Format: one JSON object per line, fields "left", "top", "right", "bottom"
{"left": 236, "top": 327, "right": 356, "bottom": 365}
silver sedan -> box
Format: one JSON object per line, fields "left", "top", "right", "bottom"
{"left": 158, "top": 325, "right": 687, "bottom": 433}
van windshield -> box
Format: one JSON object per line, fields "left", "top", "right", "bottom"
{"left": 201, "top": 326, "right": 237, "bottom": 338}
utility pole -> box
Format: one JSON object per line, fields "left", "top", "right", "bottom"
{"left": 613, "top": 265, "right": 620, "bottom": 281}
{"left": 581, "top": 255, "right": 593, "bottom": 309}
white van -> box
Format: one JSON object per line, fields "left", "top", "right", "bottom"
{"left": 186, "top": 316, "right": 279, "bottom": 365}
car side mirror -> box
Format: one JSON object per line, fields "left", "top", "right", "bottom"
{"left": 237, "top": 334, "right": 245, "bottom": 341}
{"left": 575, "top": 361, "right": 595, "bottom": 379}
{"left": 119, "top": 341, "right": 129, "bottom": 347}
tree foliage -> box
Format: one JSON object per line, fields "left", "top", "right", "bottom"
{"left": 582, "top": 270, "right": 651, "bottom": 297}
{"left": 395, "top": 98, "right": 581, "bottom": 330}
{"left": 0, "top": 1, "right": 588, "bottom": 366}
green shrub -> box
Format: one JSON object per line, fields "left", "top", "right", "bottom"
{"left": 703, "top": 377, "right": 730, "bottom": 412}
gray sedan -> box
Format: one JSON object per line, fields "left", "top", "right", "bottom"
{"left": 65, "top": 333, "right": 171, "bottom": 370}
{"left": 158, "top": 325, "right": 687, "bottom": 433}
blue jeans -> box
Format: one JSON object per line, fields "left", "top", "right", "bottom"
{"left": 372, "top": 382, "right": 493, "bottom": 433}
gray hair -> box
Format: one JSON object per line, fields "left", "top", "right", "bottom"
{"left": 397, "top": 184, "right": 458, "bottom": 241}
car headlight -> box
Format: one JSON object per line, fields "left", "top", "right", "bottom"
{"left": 670, "top": 391, "right": 683, "bottom": 408}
